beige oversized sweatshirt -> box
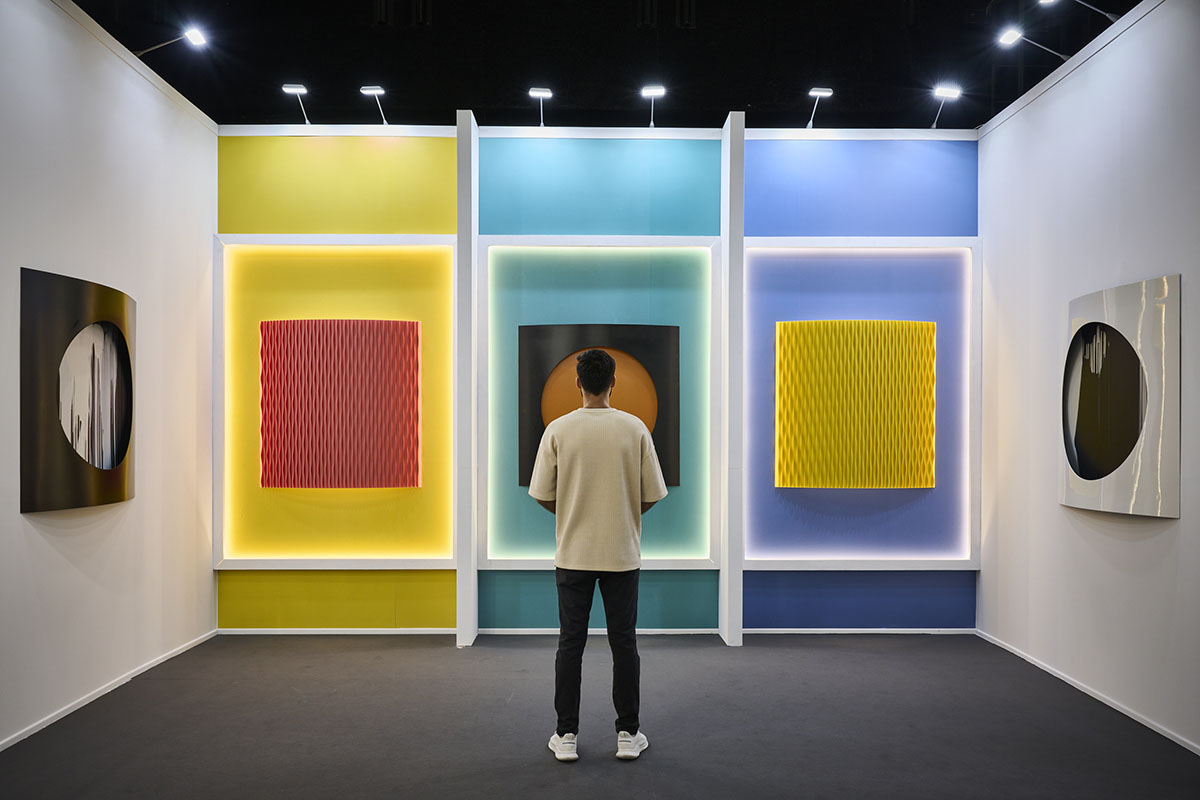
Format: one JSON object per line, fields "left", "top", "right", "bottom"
{"left": 528, "top": 408, "right": 668, "bottom": 571}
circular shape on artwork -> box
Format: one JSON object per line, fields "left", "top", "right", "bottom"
{"left": 57, "top": 321, "right": 133, "bottom": 470}
{"left": 541, "top": 348, "right": 658, "bottom": 432}
{"left": 1062, "top": 321, "right": 1146, "bottom": 480}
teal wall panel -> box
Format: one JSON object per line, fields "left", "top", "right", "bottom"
{"left": 488, "top": 246, "right": 710, "bottom": 560}
{"left": 479, "top": 138, "right": 721, "bottom": 235}
{"left": 479, "top": 570, "right": 719, "bottom": 629}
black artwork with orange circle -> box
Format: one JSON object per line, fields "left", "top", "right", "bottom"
{"left": 517, "top": 324, "right": 680, "bottom": 486}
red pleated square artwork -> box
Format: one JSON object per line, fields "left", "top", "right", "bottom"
{"left": 259, "top": 319, "right": 420, "bottom": 488}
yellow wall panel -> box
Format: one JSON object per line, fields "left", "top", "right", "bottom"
{"left": 218, "top": 136, "right": 456, "bottom": 233}
{"left": 218, "top": 571, "right": 456, "bottom": 629}
{"left": 225, "top": 245, "right": 453, "bottom": 558}
{"left": 775, "top": 320, "right": 936, "bottom": 488}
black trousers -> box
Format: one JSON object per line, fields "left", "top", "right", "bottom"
{"left": 554, "top": 567, "right": 640, "bottom": 736}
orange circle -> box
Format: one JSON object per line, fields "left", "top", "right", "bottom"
{"left": 541, "top": 348, "right": 658, "bottom": 432}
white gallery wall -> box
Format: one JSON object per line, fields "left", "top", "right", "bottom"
{"left": 0, "top": 0, "right": 217, "bottom": 748}
{"left": 978, "top": 0, "right": 1200, "bottom": 753}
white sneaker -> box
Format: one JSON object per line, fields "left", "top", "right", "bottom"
{"left": 548, "top": 732, "right": 578, "bottom": 762}
{"left": 616, "top": 730, "right": 648, "bottom": 760}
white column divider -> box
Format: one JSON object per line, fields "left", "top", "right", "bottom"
{"left": 211, "top": 238, "right": 226, "bottom": 570}
{"left": 719, "top": 112, "right": 746, "bottom": 646}
{"left": 455, "top": 110, "right": 480, "bottom": 647}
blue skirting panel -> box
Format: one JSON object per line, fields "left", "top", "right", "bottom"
{"left": 744, "top": 139, "right": 978, "bottom": 236}
{"left": 479, "top": 570, "right": 718, "bottom": 629}
{"left": 479, "top": 138, "right": 721, "bottom": 235}
{"left": 743, "top": 571, "right": 977, "bottom": 629}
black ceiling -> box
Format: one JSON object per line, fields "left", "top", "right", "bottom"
{"left": 74, "top": 0, "right": 1137, "bottom": 129}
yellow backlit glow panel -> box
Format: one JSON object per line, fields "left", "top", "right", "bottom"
{"left": 775, "top": 320, "right": 936, "bottom": 489}
{"left": 225, "top": 245, "right": 452, "bottom": 558}
{"left": 217, "top": 571, "right": 456, "bottom": 629}
{"left": 218, "top": 136, "right": 456, "bottom": 234}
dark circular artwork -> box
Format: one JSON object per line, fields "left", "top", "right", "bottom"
{"left": 57, "top": 321, "right": 133, "bottom": 470}
{"left": 1062, "top": 322, "right": 1146, "bottom": 480}
{"left": 540, "top": 347, "right": 659, "bottom": 432}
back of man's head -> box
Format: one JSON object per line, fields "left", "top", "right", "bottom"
{"left": 576, "top": 349, "right": 616, "bottom": 395}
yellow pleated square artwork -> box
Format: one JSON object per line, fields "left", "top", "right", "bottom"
{"left": 775, "top": 320, "right": 936, "bottom": 489}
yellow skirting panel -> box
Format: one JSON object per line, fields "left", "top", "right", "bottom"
{"left": 217, "top": 571, "right": 456, "bottom": 629}
{"left": 218, "top": 136, "right": 457, "bottom": 234}
{"left": 775, "top": 320, "right": 936, "bottom": 489}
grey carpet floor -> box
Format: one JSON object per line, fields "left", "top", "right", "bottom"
{"left": 0, "top": 634, "right": 1196, "bottom": 799}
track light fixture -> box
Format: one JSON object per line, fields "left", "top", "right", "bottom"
{"left": 1039, "top": 0, "right": 1119, "bottom": 23}
{"left": 641, "top": 85, "right": 666, "bottom": 128}
{"left": 360, "top": 86, "right": 387, "bottom": 124}
{"left": 133, "top": 26, "right": 207, "bottom": 57}
{"left": 806, "top": 88, "right": 833, "bottom": 129}
{"left": 529, "top": 87, "right": 552, "bottom": 127}
{"left": 282, "top": 84, "right": 310, "bottom": 124}
{"left": 998, "top": 27, "right": 1068, "bottom": 61}
{"left": 931, "top": 84, "right": 962, "bottom": 129}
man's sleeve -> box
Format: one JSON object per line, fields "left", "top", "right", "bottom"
{"left": 528, "top": 428, "right": 558, "bottom": 502}
{"left": 640, "top": 431, "right": 668, "bottom": 502}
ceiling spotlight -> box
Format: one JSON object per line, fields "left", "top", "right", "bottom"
{"left": 998, "top": 27, "right": 1068, "bottom": 61}
{"left": 360, "top": 86, "right": 388, "bottom": 124}
{"left": 930, "top": 84, "right": 962, "bottom": 129}
{"left": 1039, "top": 0, "right": 1119, "bottom": 23}
{"left": 641, "top": 85, "right": 666, "bottom": 128}
{"left": 132, "top": 26, "right": 209, "bottom": 57}
{"left": 806, "top": 87, "right": 833, "bottom": 129}
{"left": 529, "top": 87, "right": 552, "bottom": 127}
{"left": 282, "top": 84, "right": 310, "bottom": 124}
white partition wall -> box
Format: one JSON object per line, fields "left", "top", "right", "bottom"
{"left": 978, "top": 0, "right": 1200, "bottom": 754}
{"left": 0, "top": 0, "right": 218, "bottom": 749}
{"left": 455, "top": 110, "right": 481, "bottom": 647}
{"left": 719, "top": 112, "right": 746, "bottom": 645}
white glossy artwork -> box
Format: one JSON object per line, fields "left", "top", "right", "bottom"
{"left": 1060, "top": 274, "right": 1180, "bottom": 518}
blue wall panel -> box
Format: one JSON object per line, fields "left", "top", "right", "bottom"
{"left": 479, "top": 138, "right": 721, "bottom": 235}
{"left": 744, "top": 571, "right": 977, "bottom": 629}
{"left": 745, "top": 139, "right": 978, "bottom": 236}
{"left": 480, "top": 570, "right": 719, "bottom": 629}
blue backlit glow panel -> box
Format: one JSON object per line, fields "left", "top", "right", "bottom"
{"left": 745, "top": 248, "right": 970, "bottom": 560}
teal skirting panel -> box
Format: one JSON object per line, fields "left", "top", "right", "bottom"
{"left": 479, "top": 570, "right": 719, "bottom": 629}
{"left": 478, "top": 138, "right": 722, "bottom": 235}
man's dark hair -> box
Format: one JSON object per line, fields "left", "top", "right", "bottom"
{"left": 576, "top": 349, "right": 616, "bottom": 395}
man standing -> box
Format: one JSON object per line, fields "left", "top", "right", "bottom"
{"left": 528, "top": 348, "right": 668, "bottom": 762}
